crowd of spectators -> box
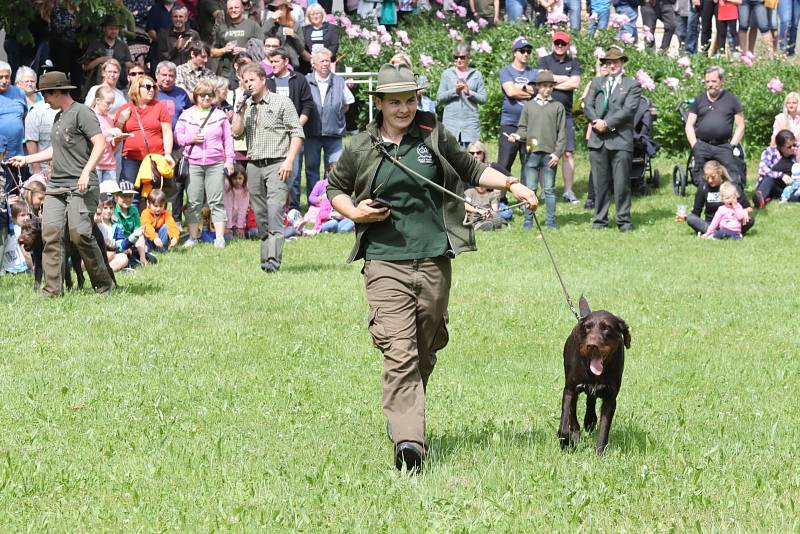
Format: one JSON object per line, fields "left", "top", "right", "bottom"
{"left": 2, "top": 0, "right": 800, "bottom": 280}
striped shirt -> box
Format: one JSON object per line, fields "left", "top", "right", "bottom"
{"left": 245, "top": 91, "right": 304, "bottom": 160}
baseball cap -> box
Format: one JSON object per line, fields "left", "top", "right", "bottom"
{"left": 512, "top": 37, "right": 531, "bottom": 51}
{"left": 100, "top": 181, "right": 122, "bottom": 195}
{"left": 552, "top": 31, "right": 571, "bottom": 44}
{"left": 118, "top": 180, "right": 137, "bottom": 195}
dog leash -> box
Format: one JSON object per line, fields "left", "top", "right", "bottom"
{"left": 531, "top": 211, "right": 581, "bottom": 322}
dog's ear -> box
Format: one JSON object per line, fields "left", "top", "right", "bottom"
{"left": 578, "top": 295, "right": 590, "bottom": 317}
{"left": 616, "top": 316, "right": 631, "bottom": 349}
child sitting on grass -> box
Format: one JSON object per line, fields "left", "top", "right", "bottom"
{"left": 702, "top": 182, "right": 748, "bottom": 240}
{"left": 509, "top": 69, "right": 566, "bottom": 230}
{"left": 141, "top": 189, "right": 180, "bottom": 252}
{"left": 112, "top": 181, "right": 150, "bottom": 266}
{"left": 780, "top": 162, "right": 800, "bottom": 203}
{"left": 95, "top": 196, "right": 130, "bottom": 272}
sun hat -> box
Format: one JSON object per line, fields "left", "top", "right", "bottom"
{"left": 600, "top": 46, "right": 628, "bottom": 62}
{"left": 367, "top": 64, "right": 424, "bottom": 95}
{"left": 535, "top": 70, "right": 556, "bottom": 84}
{"left": 552, "top": 31, "right": 571, "bottom": 44}
{"left": 35, "top": 71, "right": 77, "bottom": 92}
{"left": 512, "top": 37, "right": 531, "bottom": 51}
{"left": 118, "top": 180, "right": 137, "bottom": 195}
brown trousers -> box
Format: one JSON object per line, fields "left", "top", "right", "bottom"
{"left": 364, "top": 257, "right": 451, "bottom": 446}
{"left": 41, "top": 186, "right": 113, "bottom": 296}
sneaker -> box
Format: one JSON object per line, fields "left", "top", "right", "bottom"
{"left": 584, "top": 199, "right": 595, "bottom": 210}
{"left": 183, "top": 237, "right": 198, "bottom": 248}
{"left": 562, "top": 191, "right": 580, "bottom": 204}
{"left": 523, "top": 220, "right": 533, "bottom": 230}
{"left": 214, "top": 237, "right": 226, "bottom": 248}
{"left": 145, "top": 252, "right": 158, "bottom": 265}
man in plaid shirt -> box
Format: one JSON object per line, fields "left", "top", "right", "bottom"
{"left": 232, "top": 62, "right": 304, "bottom": 273}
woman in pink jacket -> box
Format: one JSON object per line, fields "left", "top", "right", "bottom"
{"left": 175, "top": 78, "right": 235, "bottom": 248}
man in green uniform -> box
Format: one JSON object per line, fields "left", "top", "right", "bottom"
{"left": 9, "top": 72, "right": 114, "bottom": 296}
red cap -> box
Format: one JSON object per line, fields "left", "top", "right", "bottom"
{"left": 552, "top": 31, "right": 571, "bottom": 44}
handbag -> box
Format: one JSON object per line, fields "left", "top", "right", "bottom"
{"left": 176, "top": 105, "right": 216, "bottom": 184}
{"left": 131, "top": 105, "right": 165, "bottom": 191}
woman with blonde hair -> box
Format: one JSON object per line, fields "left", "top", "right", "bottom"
{"left": 114, "top": 74, "right": 174, "bottom": 203}
{"left": 302, "top": 3, "right": 340, "bottom": 68}
{"left": 84, "top": 59, "right": 129, "bottom": 114}
{"left": 771, "top": 91, "right": 800, "bottom": 144}
{"left": 175, "top": 78, "right": 235, "bottom": 248}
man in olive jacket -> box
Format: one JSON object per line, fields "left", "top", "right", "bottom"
{"left": 584, "top": 46, "right": 641, "bottom": 232}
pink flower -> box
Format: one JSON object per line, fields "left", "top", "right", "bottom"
{"left": 380, "top": 32, "right": 392, "bottom": 45}
{"left": 664, "top": 77, "right": 680, "bottom": 90}
{"left": 376, "top": 24, "right": 387, "bottom": 35}
{"left": 536, "top": 46, "right": 549, "bottom": 58}
{"left": 479, "top": 40, "right": 492, "bottom": 53}
{"left": 745, "top": 50, "right": 755, "bottom": 59}
{"left": 366, "top": 41, "right": 381, "bottom": 57}
{"left": 635, "top": 69, "right": 655, "bottom": 91}
{"left": 396, "top": 30, "right": 410, "bottom": 45}
{"left": 546, "top": 12, "right": 569, "bottom": 25}
{"left": 339, "top": 15, "right": 352, "bottom": 28}
{"left": 478, "top": 17, "right": 488, "bottom": 28}
{"left": 642, "top": 25, "right": 654, "bottom": 43}
{"left": 449, "top": 28, "right": 463, "bottom": 41}
{"left": 360, "top": 27, "right": 372, "bottom": 39}
{"left": 452, "top": 4, "right": 467, "bottom": 17}
{"left": 326, "top": 14, "right": 337, "bottom": 25}
{"left": 620, "top": 32, "right": 634, "bottom": 44}
{"left": 594, "top": 47, "right": 605, "bottom": 59}
{"left": 683, "top": 67, "right": 694, "bottom": 77}
{"left": 436, "top": 10, "right": 446, "bottom": 19}
{"left": 677, "top": 56, "right": 691, "bottom": 67}
{"left": 345, "top": 26, "right": 361, "bottom": 39}
{"left": 741, "top": 54, "right": 753, "bottom": 67}
{"left": 609, "top": 13, "right": 630, "bottom": 28}
{"left": 768, "top": 77, "right": 784, "bottom": 93}
{"left": 466, "top": 20, "right": 480, "bottom": 32}
{"left": 419, "top": 53, "right": 434, "bottom": 69}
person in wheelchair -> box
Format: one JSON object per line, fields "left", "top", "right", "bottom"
{"left": 685, "top": 66, "right": 746, "bottom": 187}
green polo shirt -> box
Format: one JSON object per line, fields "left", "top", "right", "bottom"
{"left": 364, "top": 125, "right": 449, "bottom": 261}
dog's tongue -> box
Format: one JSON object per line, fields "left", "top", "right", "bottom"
{"left": 590, "top": 357, "right": 604, "bottom": 376}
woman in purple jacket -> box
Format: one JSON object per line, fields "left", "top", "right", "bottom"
{"left": 175, "top": 78, "right": 235, "bottom": 248}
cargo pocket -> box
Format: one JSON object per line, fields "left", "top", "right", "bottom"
{"left": 367, "top": 306, "right": 390, "bottom": 351}
{"left": 431, "top": 312, "right": 450, "bottom": 353}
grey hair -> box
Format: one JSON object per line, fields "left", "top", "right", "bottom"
{"left": 453, "top": 43, "right": 470, "bottom": 58}
{"left": 312, "top": 47, "right": 333, "bottom": 60}
{"left": 156, "top": 61, "right": 177, "bottom": 74}
{"left": 704, "top": 65, "right": 725, "bottom": 79}
{"left": 0, "top": 61, "right": 11, "bottom": 74}
{"left": 212, "top": 76, "right": 229, "bottom": 92}
{"left": 15, "top": 65, "right": 37, "bottom": 82}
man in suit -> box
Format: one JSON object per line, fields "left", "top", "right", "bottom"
{"left": 584, "top": 46, "right": 642, "bottom": 232}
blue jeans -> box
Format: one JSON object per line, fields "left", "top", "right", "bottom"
{"left": 145, "top": 225, "right": 171, "bottom": 252}
{"left": 97, "top": 169, "right": 117, "bottom": 183}
{"left": 614, "top": 2, "right": 639, "bottom": 40}
{"left": 588, "top": 9, "right": 610, "bottom": 36}
{"left": 778, "top": 0, "right": 800, "bottom": 53}
{"left": 120, "top": 157, "right": 143, "bottom": 207}
{"left": 320, "top": 218, "right": 355, "bottom": 233}
{"left": 506, "top": 0, "right": 527, "bottom": 20}
{"left": 566, "top": 0, "right": 582, "bottom": 29}
{"left": 684, "top": 7, "right": 701, "bottom": 54}
{"left": 304, "top": 135, "right": 343, "bottom": 202}
{"left": 523, "top": 151, "right": 557, "bottom": 227}
{"left": 288, "top": 146, "right": 305, "bottom": 211}
{"left": 739, "top": 0, "right": 769, "bottom": 32}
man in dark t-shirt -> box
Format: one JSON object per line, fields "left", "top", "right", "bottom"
{"left": 81, "top": 15, "right": 134, "bottom": 92}
{"left": 538, "top": 31, "right": 582, "bottom": 204}
{"left": 211, "top": 0, "right": 263, "bottom": 79}
{"left": 685, "top": 66, "right": 746, "bottom": 185}
{"left": 8, "top": 72, "right": 114, "bottom": 297}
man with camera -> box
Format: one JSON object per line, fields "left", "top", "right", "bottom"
{"left": 155, "top": 4, "right": 201, "bottom": 67}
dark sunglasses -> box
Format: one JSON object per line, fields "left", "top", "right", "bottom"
{"left": 141, "top": 83, "right": 156, "bottom": 91}
{"left": 554, "top": 40, "right": 568, "bottom": 46}
{"left": 453, "top": 55, "right": 467, "bottom": 60}
{"left": 518, "top": 48, "right": 532, "bottom": 54}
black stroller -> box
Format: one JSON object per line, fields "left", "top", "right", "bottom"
{"left": 631, "top": 95, "right": 661, "bottom": 194}
{"left": 671, "top": 99, "right": 747, "bottom": 196}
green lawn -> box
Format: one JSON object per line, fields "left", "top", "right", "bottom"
{"left": 1, "top": 155, "right": 799, "bottom": 531}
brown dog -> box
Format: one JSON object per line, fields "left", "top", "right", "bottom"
{"left": 558, "top": 296, "right": 630, "bottom": 455}
{"left": 18, "top": 216, "right": 116, "bottom": 292}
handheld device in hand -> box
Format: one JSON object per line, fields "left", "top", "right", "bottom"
{"left": 370, "top": 197, "right": 393, "bottom": 209}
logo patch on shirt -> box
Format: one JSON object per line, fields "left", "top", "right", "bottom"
{"left": 417, "top": 144, "right": 434, "bottom": 165}
{"left": 707, "top": 192, "right": 721, "bottom": 203}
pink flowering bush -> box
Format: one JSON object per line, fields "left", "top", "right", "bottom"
{"left": 419, "top": 53, "right": 434, "bottom": 69}
{"left": 677, "top": 56, "right": 691, "bottom": 68}
{"left": 466, "top": 20, "right": 480, "bottom": 32}
{"left": 396, "top": 30, "right": 410, "bottom": 45}
{"left": 635, "top": 69, "right": 655, "bottom": 91}
{"left": 366, "top": 41, "right": 381, "bottom": 57}
{"left": 768, "top": 77, "right": 784, "bottom": 93}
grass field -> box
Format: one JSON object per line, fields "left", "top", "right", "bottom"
{"left": 1, "top": 155, "right": 799, "bottom": 531}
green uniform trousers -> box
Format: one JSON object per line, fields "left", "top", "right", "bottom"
{"left": 41, "top": 185, "right": 114, "bottom": 296}
{"left": 364, "top": 257, "right": 451, "bottom": 447}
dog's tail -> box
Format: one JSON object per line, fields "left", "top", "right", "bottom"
{"left": 578, "top": 294, "right": 590, "bottom": 318}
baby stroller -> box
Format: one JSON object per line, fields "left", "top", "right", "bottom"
{"left": 672, "top": 99, "right": 747, "bottom": 196}
{"left": 631, "top": 95, "right": 661, "bottom": 194}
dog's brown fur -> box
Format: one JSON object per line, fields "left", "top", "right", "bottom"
{"left": 559, "top": 296, "right": 630, "bottom": 455}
